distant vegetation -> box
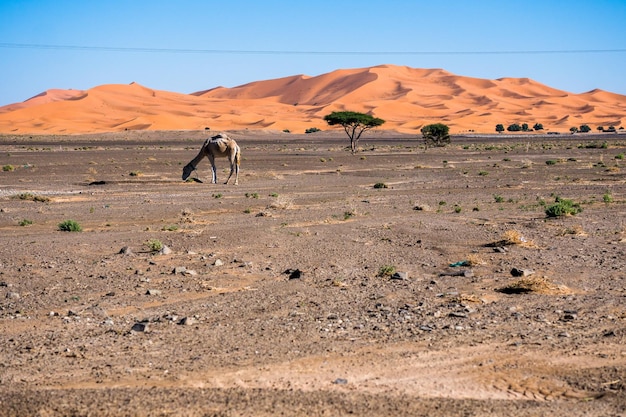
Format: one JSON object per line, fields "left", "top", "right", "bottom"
{"left": 421, "top": 123, "right": 450, "bottom": 148}
{"left": 324, "top": 111, "right": 385, "bottom": 153}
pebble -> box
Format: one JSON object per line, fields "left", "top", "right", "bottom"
{"left": 213, "top": 259, "right": 224, "bottom": 267}
{"left": 511, "top": 267, "right": 534, "bottom": 277}
{"left": 159, "top": 245, "right": 172, "bottom": 255}
{"left": 131, "top": 322, "right": 149, "bottom": 332}
{"left": 146, "top": 289, "right": 162, "bottom": 296}
{"left": 391, "top": 271, "right": 408, "bottom": 280}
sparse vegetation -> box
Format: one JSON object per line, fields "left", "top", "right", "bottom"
{"left": 323, "top": 111, "right": 385, "bottom": 153}
{"left": 377, "top": 265, "right": 396, "bottom": 277}
{"left": 13, "top": 193, "right": 50, "bottom": 202}
{"left": 58, "top": 220, "right": 82, "bottom": 232}
{"left": 19, "top": 219, "right": 33, "bottom": 226}
{"left": 145, "top": 239, "right": 163, "bottom": 252}
{"left": 421, "top": 123, "right": 450, "bottom": 148}
{"left": 545, "top": 197, "right": 582, "bottom": 217}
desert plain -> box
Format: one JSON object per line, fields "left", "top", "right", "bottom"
{"left": 0, "top": 129, "right": 625, "bottom": 416}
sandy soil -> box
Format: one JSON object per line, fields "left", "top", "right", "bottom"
{"left": 0, "top": 130, "right": 625, "bottom": 416}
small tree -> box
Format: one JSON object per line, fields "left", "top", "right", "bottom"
{"left": 570, "top": 126, "right": 579, "bottom": 134}
{"left": 521, "top": 123, "right": 530, "bottom": 132}
{"left": 421, "top": 123, "right": 450, "bottom": 148}
{"left": 495, "top": 124, "right": 505, "bottom": 133}
{"left": 507, "top": 123, "right": 522, "bottom": 132}
{"left": 533, "top": 123, "right": 544, "bottom": 131}
{"left": 579, "top": 124, "right": 591, "bottom": 133}
{"left": 323, "top": 111, "right": 385, "bottom": 153}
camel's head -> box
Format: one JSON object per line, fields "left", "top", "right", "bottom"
{"left": 182, "top": 163, "right": 194, "bottom": 181}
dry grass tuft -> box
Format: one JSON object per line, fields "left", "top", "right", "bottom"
{"left": 450, "top": 293, "right": 484, "bottom": 304}
{"left": 486, "top": 229, "right": 537, "bottom": 248}
{"left": 465, "top": 254, "right": 486, "bottom": 266}
{"left": 558, "top": 224, "right": 587, "bottom": 237}
{"left": 498, "top": 276, "right": 570, "bottom": 295}
{"left": 268, "top": 195, "right": 293, "bottom": 210}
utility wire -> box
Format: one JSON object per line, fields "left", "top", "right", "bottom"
{"left": 1, "top": 42, "right": 625, "bottom": 55}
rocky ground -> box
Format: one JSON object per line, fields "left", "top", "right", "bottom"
{"left": 0, "top": 130, "right": 625, "bottom": 416}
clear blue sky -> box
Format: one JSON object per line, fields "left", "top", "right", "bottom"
{"left": 1, "top": 0, "right": 625, "bottom": 106}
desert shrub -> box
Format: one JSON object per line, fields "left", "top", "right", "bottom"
{"left": 377, "top": 265, "right": 396, "bottom": 277}
{"left": 545, "top": 160, "right": 558, "bottom": 165}
{"left": 212, "top": 193, "right": 222, "bottom": 199}
{"left": 603, "top": 192, "right": 613, "bottom": 203}
{"left": 2, "top": 165, "right": 14, "bottom": 172}
{"left": 373, "top": 182, "right": 388, "bottom": 189}
{"left": 13, "top": 193, "right": 50, "bottom": 202}
{"left": 129, "top": 171, "right": 141, "bottom": 177}
{"left": 19, "top": 219, "right": 33, "bottom": 226}
{"left": 305, "top": 127, "right": 321, "bottom": 134}
{"left": 616, "top": 153, "right": 624, "bottom": 160}
{"left": 145, "top": 239, "right": 163, "bottom": 252}
{"left": 498, "top": 276, "right": 569, "bottom": 294}
{"left": 545, "top": 197, "right": 582, "bottom": 217}
{"left": 421, "top": 123, "right": 450, "bottom": 148}
{"left": 493, "top": 194, "right": 504, "bottom": 203}
{"left": 58, "top": 219, "right": 82, "bottom": 232}
{"left": 161, "top": 225, "right": 178, "bottom": 231}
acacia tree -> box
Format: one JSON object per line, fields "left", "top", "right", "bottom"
{"left": 421, "top": 123, "right": 450, "bottom": 148}
{"left": 323, "top": 111, "right": 385, "bottom": 153}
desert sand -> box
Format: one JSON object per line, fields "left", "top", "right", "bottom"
{"left": 1, "top": 65, "right": 625, "bottom": 135}
{"left": 0, "top": 130, "right": 625, "bottom": 416}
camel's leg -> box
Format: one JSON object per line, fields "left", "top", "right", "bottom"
{"left": 224, "top": 159, "right": 235, "bottom": 185}
{"left": 208, "top": 155, "right": 217, "bottom": 184}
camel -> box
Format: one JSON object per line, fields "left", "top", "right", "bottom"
{"left": 182, "top": 133, "right": 241, "bottom": 185}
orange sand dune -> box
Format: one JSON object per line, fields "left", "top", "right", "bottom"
{"left": 0, "top": 64, "right": 624, "bottom": 135}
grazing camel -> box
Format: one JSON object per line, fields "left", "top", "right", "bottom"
{"left": 182, "top": 133, "right": 241, "bottom": 185}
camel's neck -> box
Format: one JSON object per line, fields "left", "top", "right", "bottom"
{"left": 188, "top": 147, "right": 207, "bottom": 168}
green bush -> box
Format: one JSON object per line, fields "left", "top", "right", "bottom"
{"left": 377, "top": 265, "right": 396, "bottom": 277}
{"left": 545, "top": 197, "right": 582, "bottom": 217}
{"left": 19, "top": 219, "right": 33, "bottom": 226}
{"left": 2, "top": 165, "right": 15, "bottom": 172}
{"left": 58, "top": 220, "right": 82, "bottom": 232}
{"left": 146, "top": 239, "right": 163, "bottom": 251}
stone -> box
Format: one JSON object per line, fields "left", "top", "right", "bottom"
{"left": 159, "top": 245, "right": 172, "bottom": 255}
{"left": 391, "top": 271, "right": 409, "bottom": 280}
{"left": 284, "top": 269, "right": 302, "bottom": 279}
{"left": 131, "top": 322, "right": 148, "bottom": 332}
{"left": 213, "top": 259, "right": 224, "bottom": 267}
{"left": 511, "top": 267, "right": 534, "bottom": 277}
{"left": 178, "top": 316, "right": 196, "bottom": 326}
{"left": 119, "top": 246, "right": 132, "bottom": 255}
{"left": 146, "top": 289, "right": 162, "bottom": 296}
{"left": 173, "top": 266, "right": 187, "bottom": 274}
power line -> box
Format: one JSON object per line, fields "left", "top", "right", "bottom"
{"left": 1, "top": 42, "right": 625, "bottom": 56}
